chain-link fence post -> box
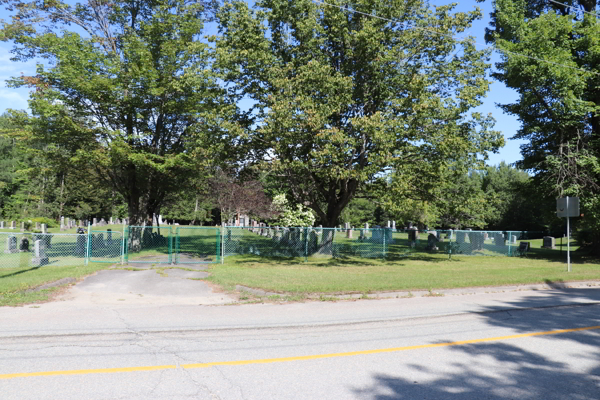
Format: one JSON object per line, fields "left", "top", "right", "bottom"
{"left": 121, "top": 225, "right": 125, "bottom": 265}
{"left": 167, "top": 227, "right": 172, "bottom": 264}
{"left": 123, "top": 226, "right": 129, "bottom": 264}
{"left": 174, "top": 226, "right": 179, "bottom": 265}
{"left": 304, "top": 227, "right": 308, "bottom": 262}
{"left": 85, "top": 226, "right": 91, "bottom": 266}
{"left": 221, "top": 223, "right": 225, "bottom": 264}
{"left": 215, "top": 229, "right": 222, "bottom": 262}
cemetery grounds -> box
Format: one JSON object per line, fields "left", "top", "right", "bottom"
{"left": 1, "top": 225, "right": 600, "bottom": 306}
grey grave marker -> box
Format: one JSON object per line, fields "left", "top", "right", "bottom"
{"left": 31, "top": 240, "right": 49, "bottom": 266}
{"left": 4, "top": 236, "right": 17, "bottom": 254}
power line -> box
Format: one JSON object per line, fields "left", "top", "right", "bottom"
{"left": 311, "top": 0, "right": 600, "bottom": 76}
{"left": 548, "top": 0, "right": 600, "bottom": 17}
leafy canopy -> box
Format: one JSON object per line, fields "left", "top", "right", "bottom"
{"left": 214, "top": 0, "right": 503, "bottom": 227}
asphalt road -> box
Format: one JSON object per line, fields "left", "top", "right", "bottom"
{"left": 0, "top": 273, "right": 599, "bottom": 399}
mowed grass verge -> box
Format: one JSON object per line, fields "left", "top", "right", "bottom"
{"left": 0, "top": 264, "right": 108, "bottom": 306}
{"left": 207, "top": 250, "right": 600, "bottom": 294}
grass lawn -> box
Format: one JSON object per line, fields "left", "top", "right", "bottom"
{"left": 0, "top": 263, "right": 109, "bottom": 306}
{"left": 207, "top": 242, "right": 600, "bottom": 294}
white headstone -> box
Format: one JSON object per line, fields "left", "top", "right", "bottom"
{"left": 4, "top": 236, "right": 17, "bottom": 254}
{"left": 31, "top": 239, "right": 49, "bottom": 265}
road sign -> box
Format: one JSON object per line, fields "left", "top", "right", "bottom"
{"left": 557, "top": 197, "right": 580, "bottom": 218}
{"left": 556, "top": 196, "right": 580, "bottom": 273}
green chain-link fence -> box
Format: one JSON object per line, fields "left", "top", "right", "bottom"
{"left": 175, "top": 226, "right": 221, "bottom": 264}
{"left": 124, "top": 226, "right": 173, "bottom": 264}
{"left": 0, "top": 226, "right": 551, "bottom": 268}
{"left": 0, "top": 231, "right": 101, "bottom": 267}
{"left": 221, "top": 227, "right": 547, "bottom": 260}
{"left": 88, "top": 229, "right": 125, "bottom": 264}
{"left": 222, "top": 226, "right": 389, "bottom": 260}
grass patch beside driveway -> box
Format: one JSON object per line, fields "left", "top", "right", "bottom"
{"left": 0, "top": 264, "right": 109, "bottom": 306}
{"left": 206, "top": 252, "right": 600, "bottom": 295}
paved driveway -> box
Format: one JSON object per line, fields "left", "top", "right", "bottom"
{"left": 59, "top": 262, "right": 235, "bottom": 306}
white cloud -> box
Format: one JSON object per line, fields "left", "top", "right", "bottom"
{"left": 0, "top": 89, "right": 30, "bottom": 113}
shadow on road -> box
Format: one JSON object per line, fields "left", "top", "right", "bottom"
{"left": 355, "top": 286, "right": 600, "bottom": 399}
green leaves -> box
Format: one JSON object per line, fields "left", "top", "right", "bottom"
{"left": 216, "top": 0, "right": 500, "bottom": 226}
{"left": 1, "top": 0, "right": 227, "bottom": 224}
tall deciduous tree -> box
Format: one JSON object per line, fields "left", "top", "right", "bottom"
{"left": 214, "top": 0, "right": 503, "bottom": 227}
{"left": 0, "top": 0, "right": 230, "bottom": 247}
{"left": 485, "top": 0, "right": 600, "bottom": 251}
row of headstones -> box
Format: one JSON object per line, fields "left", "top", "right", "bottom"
{"left": 91, "top": 217, "right": 129, "bottom": 226}
{"left": 3, "top": 236, "right": 49, "bottom": 266}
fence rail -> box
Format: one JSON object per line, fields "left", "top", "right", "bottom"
{"left": 0, "top": 226, "right": 552, "bottom": 268}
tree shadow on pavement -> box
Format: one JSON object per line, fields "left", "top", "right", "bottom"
{"left": 354, "top": 287, "right": 600, "bottom": 399}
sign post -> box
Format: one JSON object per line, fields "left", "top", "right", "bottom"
{"left": 556, "top": 196, "right": 580, "bottom": 272}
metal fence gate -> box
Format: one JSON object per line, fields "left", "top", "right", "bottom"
{"left": 175, "top": 226, "right": 221, "bottom": 264}
{"left": 123, "top": 226, "right": 221, "bottom": 264}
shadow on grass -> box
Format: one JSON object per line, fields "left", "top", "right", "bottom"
{"left": 0, "top": 266, "right": 41, "bottom": 279}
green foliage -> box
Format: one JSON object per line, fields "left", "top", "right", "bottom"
{"left": 0, "top": 0, "right": 229, "bottom": 228}
{"left": 28, "top": 217, "right": 58, "bottom": 228}
{"left": 214, "top": 0, "right": 503, "bottom": 227}
{"left": 272, "top": 194, "right": 316, "bottom": 227}
{"left": 487, "top": 0, "right": 600, "bottom": 251}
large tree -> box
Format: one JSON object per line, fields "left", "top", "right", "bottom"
{"left": 214, "top": 0, "right": 503, "bottom": 227}
{"left": 485, "top": 0, "right": 600, "bottom": 251}
{"left": 0, "top": 0, "right": 229, "bottom": 235}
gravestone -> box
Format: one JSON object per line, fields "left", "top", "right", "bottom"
{"left": 110, "top": 217, "right": 114, "bottom": 225}
{"left": 99, "top": 218, "right": 107, "bottom": 226}
{"left": 469, "top": 231, "right": 484, "bottom": 251}
{"left": 19, "top": 236, "right": 29, "bottom": 252}
{"left": 96, "top": 233, "right": 105, "bottom": 248}
{"left": 456, "top": 231, "right": 466, "bottom": 244}
{"left": 4, "top": 236, "right": 17, "bottom": 254}
{"left": 425, "top": 233, "right": 439, "bottom": 251}
{"left": 75, "top": 232, "right": 87, "bottom": 257}
{"left": 0, "top": 221, "right": 3, "bottom": 229}
{"left": 346, "top": 228, "right": 353, "bottom": 239}
{"left": 387, "top": 221, "right": 391, "bottom": 228}
{"left": 364, "top": 223, "right": 369, "bottom": 230}
{"left": 20, "top": 222, "right": 25, "bottom": 232}
{"left": 107, "top": 229, "right": 113, "bottom": 246}
{"left": 41, "top": 224, "right": 48, "bottom": 234}
{"left": 10, "top": 221, "right": 15, "bottom": 229}
{"left": 359, "top": 229, "right": 365, "bottom": 240}
{"left": 446, "top": 229, "right": 453, "bottom": 240}
{"left": 372, "top": 227, "right": 381, "bottom": 240}
{"left": 493, "top": 233, "right": 505, "bottom": 246}
{"left": 93, "top": 218, "right": 97, "bottom": 226}
{"left": 272, "top": 227, "right": 281, "bottom": 242}
{"left": 318, "top": 229, "right": 335, "bottom": 255}
{"left": 519, "top": 242, "right": 530, "bottom": 253}
{"left": 392, "top": 221, "right": 396, "bottom": 230}
{"left": 308, "top": 230, "right": 318, "bottom": 255}
{"left": 31, "top": 240, "right": 49, "bottom": 266}
{"left": 60, "top": 216, "right": 65, "bottom": 231}
{"left": 542, "top": 236, "right": 556, "bottom": 249}
{"left": 35, "top": 222, "right": 40, "bottom": 230}
{"left": 408, "top": 228, "right": 419, "bottom": 247}
{"left": 510, "top": 235, "right": 517, "bottom": 244}
{"left": 483, "top": 232, "right": 489, "bottom": 241}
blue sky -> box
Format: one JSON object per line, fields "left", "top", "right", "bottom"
{"left": 0, "top": 0, "right": 527, "bottom": 166}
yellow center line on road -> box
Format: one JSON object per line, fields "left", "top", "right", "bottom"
{"left": 2, "top": 325, "right": 599, "bottom": 380}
